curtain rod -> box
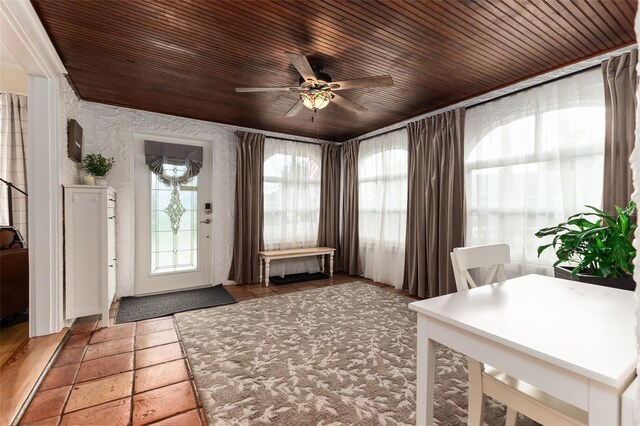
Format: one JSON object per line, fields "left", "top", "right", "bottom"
{"left": 264, "top": 135, "right": 341, "bottom": 146}
{"left": 352, "top": 64, "right": 601, "bottom": 142}
{"left": 358, "top": 63, "right": 599, "bottom": 142}
{"left": 351, "top": 43, "right": 637, "bottom": 143}
{"left": 265, "top": 135, "right": 321, "bottom": 145}
{"left": 358, "top": 127, "right": 406, "bottom": 143}
{"left": 0, "top": 90, "right": 28, "bottom": 96}
{"left": 354, "top": 63, "right": 597, "bottom": 143}
{"left": 469, "top": 64, "right": 601, "bottom": 109}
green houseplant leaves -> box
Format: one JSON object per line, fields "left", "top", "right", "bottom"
{"left": 535, "top": 201, "right": 637, "bottom": 278}
{"left": 82, "top": 153, "right": 114, "bottom": 177}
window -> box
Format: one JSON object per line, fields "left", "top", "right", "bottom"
{"left": 358, "top": 129, "right": 408, "bottom": 287}
{"left": 465, "top": 68, "right": 605, "bottom": 275}
{"left": 263, "top": 139, "right": 321, "bottom": 251}
{"left": 150, "top": 164, "right": 198, "bottom": 274}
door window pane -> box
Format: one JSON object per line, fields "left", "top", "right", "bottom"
{"left": 150, "top": 164, "right": 198, "bottom": 274}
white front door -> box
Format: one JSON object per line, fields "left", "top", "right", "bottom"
{"left": 134, "top": 134, "right": 212, "bottom": 295}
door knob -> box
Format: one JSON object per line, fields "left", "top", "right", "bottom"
{"left": 200, "top": 218, "right": 211, "bottom": 224}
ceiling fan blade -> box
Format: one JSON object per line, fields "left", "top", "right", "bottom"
{"left": 284, "top": 99, "right": 305, "bottom": 118}
{"left": 235, "top": 87, "right": 299, "bottom": 93}
{"left": 329, "top": 75, "right": 394, "bottom": 91}
{"left": 285, "top": 52, "right": 316, "bottom": 82}
{"left": 331, "top": 93, "right": 367, "bottom": 114}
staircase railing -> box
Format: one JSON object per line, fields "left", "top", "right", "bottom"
{"left": 0, "top": 178, "right": 28, "bottom": 227}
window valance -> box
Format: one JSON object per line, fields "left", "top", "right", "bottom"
{"left": 144, "top": 140, "right": 203, "bottom": 185}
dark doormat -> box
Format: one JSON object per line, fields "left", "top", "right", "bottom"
{"left": 269, "top": 272, "right": 329, "bottom": 285}
{"left": 116, "top": 284, "right": 237, "bottom": 323}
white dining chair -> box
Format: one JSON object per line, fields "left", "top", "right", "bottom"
{"left": 450, "top": 244, "right": 587, "bottom": 426}
{"left": 450, "top": 244, "right": 510, "bottom": 292}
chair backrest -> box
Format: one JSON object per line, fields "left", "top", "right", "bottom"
{"left": 450, "top": 244, "right": 510, "bottom": 291}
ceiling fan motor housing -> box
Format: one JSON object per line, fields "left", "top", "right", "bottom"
{"left": 299, "top": 70, "right": 332, "bottom": 85}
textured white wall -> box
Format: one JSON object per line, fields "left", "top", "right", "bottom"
{"left": 60, "top": 79, "right": 82, "bottom": 186}
{"left": 59, "top": 81, "right": 329, "bottom": 298}
{"left": 59, "top": 80, "right": 241, "bottom": 297}
{"left": 78, "top": 102, "right": 237, "bottom": 297}
{"left": 79, "top": 102, "right": 236, "bottom": 297}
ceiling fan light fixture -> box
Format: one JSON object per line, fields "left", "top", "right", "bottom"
{"left": 236, "top": 53, "right": 389, "bottom": 117}
{"left": 300, "top": 86, "right": 332, "bottom": 111}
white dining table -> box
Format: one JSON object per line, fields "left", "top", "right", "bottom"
{"left": 408, "top": 274, "right": 636, "bottom": 426}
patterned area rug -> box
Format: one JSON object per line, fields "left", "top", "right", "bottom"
{"left": 175, "top": 282, "right": 537, "bottom": 425}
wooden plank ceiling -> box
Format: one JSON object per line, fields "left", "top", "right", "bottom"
{"left": 32, "top": 0, "right": 636, "bottom": 142}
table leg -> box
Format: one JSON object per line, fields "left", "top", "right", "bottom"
{"left": 258, "top": 256, "right": 263, "bottom": 284}
{"left": 588, "top": 381, "right": 620, "bottom": 425}
{"left": 320, "top": 255, "right": 325, "bottom": 273}
{"left": 416, "top": 315, "right": 436, "bottom": 426}
{"left": 264, "top": 259, "right": 270, "bottom": 287}
{"left": 329, "top": 252, "right": 334, "bottom": 277}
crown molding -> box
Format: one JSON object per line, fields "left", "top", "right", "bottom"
{"left": 0, "top": 0, "right": 66, "bottom": 79}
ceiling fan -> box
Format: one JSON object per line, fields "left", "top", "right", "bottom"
{"left": 235, "top": 52, "right": 394, "bottom": 117}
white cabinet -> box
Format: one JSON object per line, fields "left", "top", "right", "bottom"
{"left": 64, "top": 185, "right": 117, "bottom": 327}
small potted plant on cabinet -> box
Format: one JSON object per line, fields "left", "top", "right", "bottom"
{"left": 535, "top": 201, "right": 636, "bottom": 291}
{"left": 82, "top": 153, "right": 114, "bottom": 186}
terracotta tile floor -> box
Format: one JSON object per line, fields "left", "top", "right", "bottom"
{"left": 19, "top": 314, "right": 203, "bottom": 426}
{"left": 19, "top": 273, "right": 418, "bottom": 425}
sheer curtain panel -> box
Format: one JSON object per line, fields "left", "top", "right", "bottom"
{"left": 263, "top": 138, "right": 321, "bottom": 277}
{"left": 228, "top": 131, "right": 264, "bottom": 284}
{"left": 358, "top": 129, "right": 408, "bottom": 288}
{"left": 465, "top": 68, "right": 605, "bottom": 276}
{"left": 0, "top": 93, "right": 28, "bottom": 240}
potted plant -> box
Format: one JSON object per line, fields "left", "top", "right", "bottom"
{"left": 82, "top": 153, "right": 114, "bottom": 185}
{"left": 535, "top": 201, "right": 636, "bottom": 291}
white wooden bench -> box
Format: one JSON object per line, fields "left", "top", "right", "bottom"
{"left": 258, "top": 247, "right": 336, "bottom": 286}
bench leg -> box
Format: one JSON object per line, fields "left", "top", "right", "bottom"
{"left": 258, "top": 257, "right": 263, "bottom": 284}
{"left": 264, "top": 259, "right": 270, "bottom": 287}
{"left": 329, "top": 253, "right": 334, "bottom": 277}
{"left": 320, "top": 255, "right": 325, "bottom": 273}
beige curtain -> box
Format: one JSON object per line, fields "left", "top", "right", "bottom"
{"left": 0, "top": 93, "right": 28, "bottom": 241}
{"left": 228, "top": 131, "right": 264, "bottom": 283}
{"left": 602, "top": 50, "right": 638, "bottom": 213}
{"left": 318, "top": 143, "right": 341, "bottom": 268}
{"left": 341, "top": 140, "right": 360, "bottom": 275}
{"left": 404, "top": 109, "right": 465, "bottom": 298}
